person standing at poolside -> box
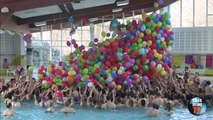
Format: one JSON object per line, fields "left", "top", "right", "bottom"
{"left": 3, "top": 58, "right": 10, "bottom": 69}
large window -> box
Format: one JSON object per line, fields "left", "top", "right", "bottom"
{"left": 169, "top": 0, "right": 212, "bottom": 27}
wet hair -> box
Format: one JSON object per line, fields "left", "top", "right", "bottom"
{"left": 64, "top": 98, "right": 71, "bottom": 107}
{"left": 139, "top": 93, "right": 145, "bottom": 98}
{"left": 48, "top": 92, "right": 53, "bottom": 100}
{"left": 13, "top": 96, "right": 19, "bottom": 102}
{"left": 152, "top": 103, "right": 159, "bottom": 109}
{"left": 6, "top": 102, "right": 12, "bottom": 109}
{"left": 165, "top": 102, "right": 172, "bottom": 111}
{"left": 58, "top": 85, "right": 63, "bottom": 91}
{"left": 2, "top": 85, "right": 8, "bottom": 92}
{"left": 141, "top": 99, "right": 146, "bottom": 107}
{"left": 10, "top": 78, "right": 15, "bottom": 82}
{"left": 36, "top": 97, "right": 41, "bottom": 103}
{"left": 206, "top": 81, "right": 211, "bottom": 86}
{"left": 106, "top": 95, "right": 112, "bottom": 101}
{"left": 128, "top": 99, "right": 134, "bottom": 107}
{"left": 117, "top": 97, "right": 122, "bottom": 103}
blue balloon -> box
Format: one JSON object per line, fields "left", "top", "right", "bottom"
{"left": 157, "top": 44, "right": 161, "bottom": 49}
{"left": 140, "top": 25, "right": 146, "bottom": 31}
{"left": 169, "top": 35, "right": 174, "bottom": 40}
{"left": 156, "top": 40, "right": 161, "bottom": 44}
{"left": 117, "top": 52, "right": 123, "bottom": 58}
{"left": 112, "top": 33, "right": 116, "bottom": 38}
{"left": 111, "top": 71, "right": 117, "bottom": 78}
{"left": 106, "top": 33, "right": 111, "bottom": 37}
{"left": 139, "top": 48, "right": 146, "bottom": 55}
{"left": 164, "top": 57, "right": 169, "bottom": 63}
{"left": 99, "top": 55, "right": 104, "bottom": 60}
{"left": 126, "top": 33, "right": 131, "bottom": 39}
{"left": 68, "top": 17, "right": 74, "bottom": 23}
{"left": 156, "top": 34, "right": 161, "bottom": 39}
{"left": 101, "top": 70, "right": 106, "bottom": 76}
{"left": 166, "top": 20, "right": 171, "bottom": 25}
{"left": 154, "top": 17, "right": 159, "bottom": 23}
{"left": 160, "top": 26, "right": 165, "bottom": 30}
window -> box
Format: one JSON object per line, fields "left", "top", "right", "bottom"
{"left": 170, "top": 1, "right": 181, "bottom": 27}
{"left": 195, "top": 0, "right": 206, "bottom": 26}
{"left": 182, "top": 0, "right": 193, "bottom": 27}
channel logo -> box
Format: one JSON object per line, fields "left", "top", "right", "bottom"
{"left": 188, "top": 97, "right": 207, "bottom": 115}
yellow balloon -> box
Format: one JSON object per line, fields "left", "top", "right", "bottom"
{"left": 47, "top": 60, "right": 52, "bottom": 65}
{"left": 160, "top": 70, "right": 167, "bottom": 76}
{"left": 101, "top": 31, "right": 106, "bottom": 37}
{"left": 152, "top": 32, "right": 156, "bottom": 37}
{"left": 139, "top": 32, "right": 144, "bottom": 38}
{"left": 47, "top": 68, "right": 52, "bottom": 73}
{"left": 117, "top": 85, "right": 122, "bottom": 90}
{"left": 126, "top": 20, "right": 131, "bottom": 24}
{"left": 147, "top": 40, "right": 152, "bottom": 46}
{"left": 142, "top": 12, "right": 147, "bottom": 20}
{"left": 146, "top": 29, "right": 151, "bottom": 35}
{"left": 154, "top": 2, "right": 159, "bottom": 8}
{"left": 165, "top": 25, "right": 171, "bottom": 30}
{"left": 157, "top": 22, "right": 162, "bottom": 27}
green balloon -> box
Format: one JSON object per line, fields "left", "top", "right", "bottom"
{"left": 84, "top": 68, "right": 89, "bottom": 74}
{"left": 78, "top": 62, "right": 83, "bottom": 67}
{"left": 143, "top": 64, "right": 150, "bottom": 71}
{"left": 133, "top": 65, "right": 139, "bottom": 71}
{"left": 65, "top": 56, "right": 70, "bottom": 61}
{"left": 137, "top": 38, "right": 142, "bottom": 43}
{"left": 89, "top": 41, "right": 94, "bottom": 47}
{"left": 118, "top": 48, "right": 123, "bottom": 53}
{"left": 28, "top": 66, "right": 34, "bottom": 71}
{"left": 37, "top": 74, "right": 43, "bottom": 79}
{"left": 43, "top": 84, "right": 49, "bottom": 89}
{"left": 72, "top": 53, "right": 77, "bottom": 57}
{"left": 80, "top": 70, "right": 84, "bottom": 75}
{"left": 78, "top": 82, "right": 84, "bottom": 88}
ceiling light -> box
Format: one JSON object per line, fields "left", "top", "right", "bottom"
{"left": 89, "top": 17, "right": 98, "bottom": 22}
{"left": 1, "top": 7, "right": 9, "bottom": 13}
{"left": 112, "top": 8, "right": 123, "bottom": 13}
{"left": 34, "top": 21, "right": 47, "bottom": 27}
{"left": 116, "top": 0, "right": 129, "bottom": 6}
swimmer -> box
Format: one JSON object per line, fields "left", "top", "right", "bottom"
{"left": 12, "top": 96, "right": 21, "bottom": 108}
{"left": 3, "top": 102, "right": 15, "bottom": 116}
{"left": 164, "top": 102, "right": 173, "bottom": 115}
{"left": 61, "top": 98, "right": 76, "bottom": 113}
{"left": 146, "top": 103, "right": 160, "bottom": 117}
{"left": 46, "top": 101, "right": 55, "bottom": 113}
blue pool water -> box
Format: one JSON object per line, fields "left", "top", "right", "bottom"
{"left": 1, "top": 99, "right": 213, "bottom": 120}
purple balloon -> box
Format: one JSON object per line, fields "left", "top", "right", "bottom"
{"left": 158, "top": 0, "right": 164, "bottom": 5}
{"left": 142, "top": 76, "right": 149, "bottom": 81}
{"left": 71, "top": 39, "right": 76, "bottom": 44}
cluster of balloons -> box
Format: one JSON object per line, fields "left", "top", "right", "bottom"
{"left": 37, "top": 11, "right": 174, "bottom": 90}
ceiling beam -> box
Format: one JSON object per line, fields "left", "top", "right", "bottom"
{"left": 29, "top": 2, "right": 154, "bottom": 28}
{"left": 17, "top": 0, "right": 156, "bottom": 25}
{"left": 0, "top": 0, "right": 81, "bottom": 12}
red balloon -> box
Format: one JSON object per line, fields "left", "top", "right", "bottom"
{"left": 40, "top": 65, "right": 45, "bottom": 70}
{"left": 146, "top": 17, "right": 151, "bottom": 22}
{"left": 74, "top": 44, "right": 78, "bottom": 48}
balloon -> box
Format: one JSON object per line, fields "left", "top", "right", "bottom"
{"left": 87, "top": 82, "right": 93, "bottom": 87}
{"left": 160, "top": 70, "right": 167, "bottom": 76}
{"left": 117, "top": 85, "right": 122, "bottom": 90}
{"left": 68, "top": 17, "right": 74, "bottom": 23}
{"left": 37, "top": 74, "right": 43, "bottom": 79}
{"left": 28, "top": 66, "right": 34, "bottom": 71}
{"left": 101, "top": 31, "right": 106, "bottom": 37}
{"left": 154, "top": 2, "right": 159, "bottom": 8}
{"left": 66, "top": 41, "right": 71, "bottom": 46}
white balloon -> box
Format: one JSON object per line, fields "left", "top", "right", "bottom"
{"left": 157, "top": 64, "right": 162, "bottom": 70}
{"left": 117, "top": 70, "right": 123, "bottom": 75}
{"left": 120, "top": 66, "right": 125, "bottom": 71}
{"left": 142, "top": 41, "right": 147, "bottom": 47}
{"left": 87, "top": 82, "right": 93, "bottom": 87}
{"left": 144, "top": 59, "right": 150, "bottom": 64}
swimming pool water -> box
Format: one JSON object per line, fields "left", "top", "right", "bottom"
{"left": 1, "top": 99, "right": 213, "bottom": 120}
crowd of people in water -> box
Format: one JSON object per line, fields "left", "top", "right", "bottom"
{"left": 0, "top": 66, "right": 212, "bottom": 117}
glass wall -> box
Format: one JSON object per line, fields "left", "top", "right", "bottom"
{"left": 169, "top": 0, "right": 211, "bottom": 27}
